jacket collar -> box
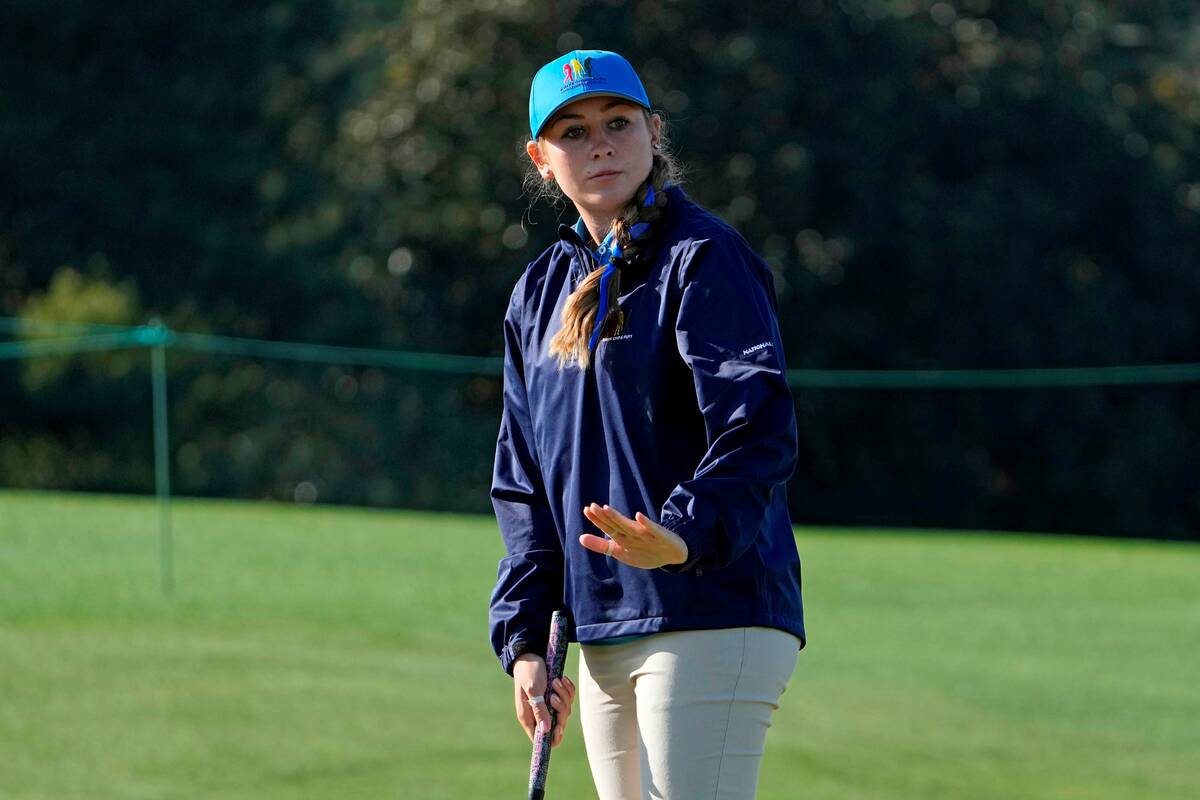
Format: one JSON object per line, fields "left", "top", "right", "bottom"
{"left": 557, "top": 222, "right": 594, "bottom": 284}
{"left": 557, "top": 184, "right": 685, "bottom": 284}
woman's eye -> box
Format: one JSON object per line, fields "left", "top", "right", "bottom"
{"left": 559, "top": 117, "right": 628, "bottom": 140}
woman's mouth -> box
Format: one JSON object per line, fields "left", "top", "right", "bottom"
{"left": 589, "top": 170, "right": 621, "bottom": 181}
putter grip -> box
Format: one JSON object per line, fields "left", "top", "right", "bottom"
{"left": 527, "top": 610, "right": 569, "bottom": 800}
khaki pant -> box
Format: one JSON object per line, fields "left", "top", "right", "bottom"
{"left": 577, "top": 626, "right": 801, "bottom": 800}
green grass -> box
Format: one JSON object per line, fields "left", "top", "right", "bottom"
{"left": 1, "top": 489, "right": 1197, "bottom": 799}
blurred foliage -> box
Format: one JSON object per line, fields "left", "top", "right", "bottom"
{"left": 1, "top": 0, "right": 1198, "bottom": 538}
{"left": 18, "top": 265, "right": 142, "bottom": 389}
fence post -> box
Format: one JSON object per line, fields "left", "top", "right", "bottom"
{"left": 146, "top": 321, "right": 173, "bottom": 598}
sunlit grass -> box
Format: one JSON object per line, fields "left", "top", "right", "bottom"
{"left": 1, "top": 490, "right": 1196, "bottom": 799}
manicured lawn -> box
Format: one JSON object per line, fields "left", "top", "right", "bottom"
{"left": 1, "top": 490, "right": 1196, "bottom": 798}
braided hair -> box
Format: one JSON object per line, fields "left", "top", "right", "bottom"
{"left": 547, "top": 151, "right": 678, "bottom": 371}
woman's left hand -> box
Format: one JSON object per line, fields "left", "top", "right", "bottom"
{"left": 579, "top": 504, "right": 689, "bottom": 570}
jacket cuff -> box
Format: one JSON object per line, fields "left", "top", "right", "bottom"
{"left": 656, "top": 513, "right": 711, "bottom": 574}
{"left": 501, "top": 637, "right": 547, "bottom": 676}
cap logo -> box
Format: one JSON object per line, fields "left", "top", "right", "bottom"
{"left": 561, "top": 56, "right": 605, "bottom": 92}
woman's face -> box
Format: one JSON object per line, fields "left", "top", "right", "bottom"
{"left": 528, "top": 95, "right": 661, "bottom": 222}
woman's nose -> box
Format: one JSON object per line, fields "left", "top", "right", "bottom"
{"left": 591, "top": 135, "right": 614, "bottom": 158}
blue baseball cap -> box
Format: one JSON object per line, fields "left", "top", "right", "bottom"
{"left": 528, "top": 50, "right": 651, "bottom": 139}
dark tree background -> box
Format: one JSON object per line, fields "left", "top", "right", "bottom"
{"left": 2, "top": 0, "right": 1198, "bottom": 539}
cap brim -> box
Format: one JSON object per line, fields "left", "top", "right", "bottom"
{"left": 534, "top": 91, "right": 651, "bottom": 138}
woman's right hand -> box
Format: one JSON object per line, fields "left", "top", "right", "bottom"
{"left": 513, "top": 653, "right": 577, "bottom": 748}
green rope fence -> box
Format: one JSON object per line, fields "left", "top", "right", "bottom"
{"left": 6, "top": 316, "right": 1200, "bottom": 385}
{"left": 784, "top": 363, "right": 1200, "bottom": 388}
{"left": 4, "top": 314, "right": 1199, "bottom": 596}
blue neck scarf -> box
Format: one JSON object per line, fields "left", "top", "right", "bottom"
{"left": 578, "top": 184, "right": 658, "bottom": 353}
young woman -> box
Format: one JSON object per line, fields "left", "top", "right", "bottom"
{"left": 489, "top": 50, "right": 807, "bottom": 799}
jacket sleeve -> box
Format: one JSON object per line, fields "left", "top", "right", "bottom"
{"left": 658, "top": 235, "right": 799, "bottom": 573}
{"left": 488, "top": 281, "right": 565, "bottom": 675}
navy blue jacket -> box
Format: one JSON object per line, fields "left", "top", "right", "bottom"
{"left": 488, "top": 185, "right": 806, "bottom": 675}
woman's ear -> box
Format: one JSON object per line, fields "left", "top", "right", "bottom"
{"left": 649, "top": 113, "right": 663, "bottom": 149}
{"left": 526, "top": 139, "right": 552, "bottom": 180}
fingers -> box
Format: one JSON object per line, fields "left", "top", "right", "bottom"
{"left": 516, "top": 689, "right": 552, "bottom": 742}
{"left": 583, "top": 503, "right": 644, "bottom": 542}
{"left": 529, "top": 692, "right": 552, "bottom": 735}
{"left": 513, "top": 655, "right": 548, "bottom": 742}
{"left": 512, "top": 659, "right": 581, "bottom": 749}
{"left": 579, "top": 505, "right": 688, "bottom": 570}
{"left": 548, "top": 676, "right": 577, "bottom": 748}
{"left": 517, "top": 700, "right": 536, "bottom": 743}
{"left": 583, "top": 504, "right": 622, "bottom": 539}
{"left": 578, "top": 532, "right": 624, "bottom": 557}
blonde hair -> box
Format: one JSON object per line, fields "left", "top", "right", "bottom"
{"left": 524, "top": 112, "right": 684, "bottom": 370}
